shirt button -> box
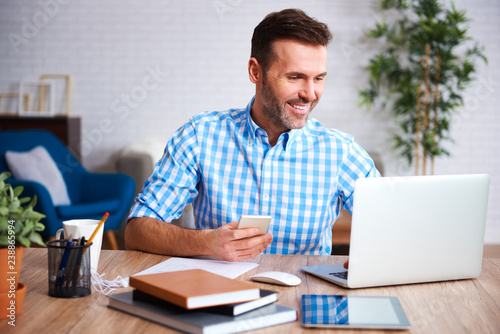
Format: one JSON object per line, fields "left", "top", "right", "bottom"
{"left": 263, "top": 194, "right": 269, "bottom": 200}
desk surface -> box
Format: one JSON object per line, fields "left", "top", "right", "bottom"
{"left": 3, "top": 249, "right": 500, "bottom": 333}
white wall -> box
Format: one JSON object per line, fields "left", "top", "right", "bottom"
{"left": 1, "top": 0, "right": 499, "bottom": 242}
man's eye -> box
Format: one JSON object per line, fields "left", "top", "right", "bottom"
{"left": 288, "top": 76, "right": 299, "bottom": 80}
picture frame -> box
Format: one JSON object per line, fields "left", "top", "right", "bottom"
{"left": 40, "top": 74, "right": 72, "bottom": 116}
{"left": 0, "top": 92, "right": 30, "bottom": 115}
{"left": 18, "top": 81, "right": 54, "bottom": 117}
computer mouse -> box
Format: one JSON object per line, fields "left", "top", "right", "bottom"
{"left": 250, "top": 271, "right": 301, "bottom": 287}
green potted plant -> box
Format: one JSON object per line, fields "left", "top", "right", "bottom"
{"left": 0, "top": 171, "right": 46, "bottom": 319}
{"left": 359, "top": 0, "right": 487, "bottom": 175}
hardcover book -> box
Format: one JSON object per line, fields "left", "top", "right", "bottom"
{"left": 129, "top": 269, "right": 260, "bottom": 309}
{"left": 108, "top": 291, "right": 297, "bottom": 334}
{"left": 133, "top": 289, "right": 278, "bottom": 316}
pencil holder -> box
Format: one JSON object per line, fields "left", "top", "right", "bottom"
{"left": 46, "top": 239, "right": 92, "bottom": 298}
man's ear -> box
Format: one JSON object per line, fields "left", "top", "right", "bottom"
{"left": 248, "top": 57, "right": 262, "bottom": 84}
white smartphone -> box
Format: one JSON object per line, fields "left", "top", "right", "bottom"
{"left": 237, "top": 215, "right": 272, "bottom": 235}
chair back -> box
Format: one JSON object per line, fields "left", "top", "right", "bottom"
{"left": 0, "top": 129, "right": 86, "bottom": 202}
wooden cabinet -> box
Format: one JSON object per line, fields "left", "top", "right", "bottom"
{"left": 0, "top": 116, "right": 81, "bottom": 160}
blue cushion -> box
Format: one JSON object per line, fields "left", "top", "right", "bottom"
{"left": 56, "top": 199, "right": 120, "bottom": 220}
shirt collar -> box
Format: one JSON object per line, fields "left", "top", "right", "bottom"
{"left": 244, "top": 96, "right": 305, "bottom": 151}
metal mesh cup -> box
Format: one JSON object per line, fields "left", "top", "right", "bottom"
{"left": 46, "top": 239, "right": 92, "bottom": 298}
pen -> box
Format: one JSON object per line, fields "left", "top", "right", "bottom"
{"left": 56, "top": 235, "right": 73, "bottom": 288}
{"left": 70, "top": 237, "right": 86, "bottom": 287}
{"left": 63, "top": 238, "right": 80, "bottom": 286}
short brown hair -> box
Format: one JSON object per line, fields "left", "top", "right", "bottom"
{"left": 251, "top": 8, "right": 332, "bottom": 74}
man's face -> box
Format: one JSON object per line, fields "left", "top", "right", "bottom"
{"left": 260, "top": 39, "right": 327, "bottom": 132}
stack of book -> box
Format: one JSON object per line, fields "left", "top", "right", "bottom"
{"left": 108, "top": 269, "right": 297, "bottom": 334}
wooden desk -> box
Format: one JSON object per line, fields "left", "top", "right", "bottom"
{"left": 4, "top": 249, "right": 500, "bottom": 333}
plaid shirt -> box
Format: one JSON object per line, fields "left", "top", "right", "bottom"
{"left": 129, "top": 97, "right": 380, "bottom": 255}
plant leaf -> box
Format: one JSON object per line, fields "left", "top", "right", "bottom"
{"left": 29, "top": 233, "right": 46, "bottom": 247}
{"left": 0, "top": 171, "right": 11, "bottom": 182}
{"left": 17, "top": 235, "right": 30, "bottom": 248}
{"left": 0, "top": 207, "right": 8, "bottom": 216}
{"left": 0, "top": 235, "right": 9, "bottom": 247}
{"left": 35, "top": 222, "right": 45, "bottom": 232}
{"left": 13, "top": 186, "right": 24, "bottom": 198}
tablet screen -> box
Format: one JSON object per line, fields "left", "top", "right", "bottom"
{"left": 301, "top": 295, "right": 411, "bottom": 329}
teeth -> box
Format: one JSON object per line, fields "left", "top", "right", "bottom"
{"left": 293, "top": 104, "right": 306, "bottom": 110}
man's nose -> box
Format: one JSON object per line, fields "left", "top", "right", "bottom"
{"left": 299, "top": 80, "right": 316, "bottom": 102}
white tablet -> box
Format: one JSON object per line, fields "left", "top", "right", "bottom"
{"left": 301, "top": 295, "right": 411, "bottom": 330}
{"left": 237, "top": 215, "right": 272, "bottom": 235}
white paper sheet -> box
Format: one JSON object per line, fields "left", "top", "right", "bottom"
{"left": 130, "top": 257, "right": 259, "bottom": 279}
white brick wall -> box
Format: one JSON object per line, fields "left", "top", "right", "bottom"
{"left": 1, "top": 0, "right": 499, "bottom": 242}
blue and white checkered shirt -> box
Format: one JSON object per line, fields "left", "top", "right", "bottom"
{"left": 129, "top": 97, "right": 380, "bottom": 255}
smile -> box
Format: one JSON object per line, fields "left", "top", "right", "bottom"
{"left": 292, "top": 104, "right": 306, "bottom": 110}
{"left": 288, "top": 102, "right": 309, "bottom": 115}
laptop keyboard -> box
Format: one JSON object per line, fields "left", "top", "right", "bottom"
{"left": 329, "top": 271, "right": 348, "bottom": 280}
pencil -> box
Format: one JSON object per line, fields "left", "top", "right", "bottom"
{"left": 86, "top": 212, "right": 109, "bottom": 247}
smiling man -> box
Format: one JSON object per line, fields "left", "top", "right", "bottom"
{"left": 125, "top": 9, "right": 380, "bottom": 260}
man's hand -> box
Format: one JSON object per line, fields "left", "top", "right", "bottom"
{"left": 125, "top": 217, "right": 272, "bottom": 261}
{"left": 208, "top": 221, "right": 273, "bottom": 262}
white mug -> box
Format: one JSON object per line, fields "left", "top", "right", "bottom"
{"left": 56, "top": 219, "right": 103, "bottom": 271}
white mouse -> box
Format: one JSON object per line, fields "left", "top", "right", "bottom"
{"left": 250, "top": 271, "right": 301, "bottom": 287}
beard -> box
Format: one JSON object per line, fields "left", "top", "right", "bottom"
{"left": 260, "top": 78, "right": 317, "bottom": 131}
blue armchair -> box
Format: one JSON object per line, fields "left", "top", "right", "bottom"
{"left": 0, "top": 129, "right": 135, "bottom": 249}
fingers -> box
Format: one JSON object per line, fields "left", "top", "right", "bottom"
{"left": 235, "top": 233, "right": 272, "bottom": 253}
{"left": 227, "top": 234, "right": 272, "bottom": 262}
{"left": 225, "top": 220, "right": 262, "bottom": 240}
{"left": 210, "top": 222, "right": 273, "bottom": 262}
{"left": 231, "top": 223, "right": 273, "bottom": 260}
{"left": 223, "top": 220, "right": 269, "bottom": 245}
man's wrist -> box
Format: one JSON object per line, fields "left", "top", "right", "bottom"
{"left": 194, "top": 228, "right": 214, "bottom": 257}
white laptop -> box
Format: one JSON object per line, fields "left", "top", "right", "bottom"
{"left": 300, "top": 174, "right": 490, "bottom": 289}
